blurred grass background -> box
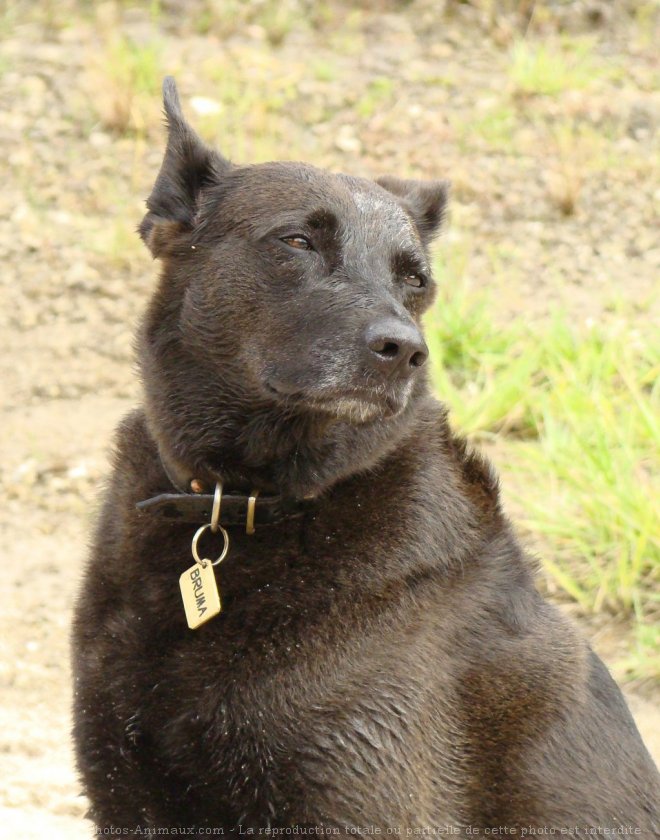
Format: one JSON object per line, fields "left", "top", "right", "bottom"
{"left": 2, "top": 0, "right": 658, "bottom": 684}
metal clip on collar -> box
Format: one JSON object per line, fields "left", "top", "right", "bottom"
{"left": 191, "top": 483, "right": 229, "bottom": 567}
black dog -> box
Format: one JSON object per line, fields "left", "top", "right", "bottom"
{"left": 72, "top": 77, "right": 659, "bottom": 834}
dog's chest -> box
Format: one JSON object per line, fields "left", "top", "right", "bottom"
{"left": 121, "top": 474, "right": 470, "bottom": 826}
{"left": 149, "top": 604, "right": 466, "bottom": 829}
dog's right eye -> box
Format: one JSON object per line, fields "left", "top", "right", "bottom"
{"left": 280, "top": 235, "right": 313, "bottom": 251}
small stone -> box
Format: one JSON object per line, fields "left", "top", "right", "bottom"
{"left": 89, "top": 131, "right": 112, "bottom": 148}
{"left": 190, "top": 97, "right": 222, "bottom": 117}
{"left": 335, "top": 125, "right": 362, "bottom": 155}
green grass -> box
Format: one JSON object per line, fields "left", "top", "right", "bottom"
{"left": 355, "top": 76, "right": 396, "bottom": 119}
{"left": 509, "top": 36, "right": 608, "bottom": 96}
{"left": 194, "top": 0, "right": 320, "bottom": 44}
{"left": 456, "top": 105, "right": 518, "bottom": 153}
{"left": 88, "top": 32, "right": 164, "bottom": 135}
{"left": 200, "top": 52, "right": 304, "bottom": 161}
{"left": 426, "top": 274, "right": 660, "bottom": 680}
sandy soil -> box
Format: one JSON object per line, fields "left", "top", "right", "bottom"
{"left": 1, "top": 2, "right": 658, "bottom": 836}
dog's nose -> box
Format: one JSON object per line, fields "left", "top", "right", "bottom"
{"left": 364, "top": 318, "right": 429, "bottom": 377}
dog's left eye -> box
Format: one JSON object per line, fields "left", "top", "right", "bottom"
{"left": 405, "top": 273, "right": 426, "bottom": 289}
{"left": 280, "top": 235, "right": 313, "bottom": 251}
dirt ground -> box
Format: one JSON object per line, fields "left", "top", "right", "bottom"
{"left": 0, "top": 2, "right": 658, "bottom": 837}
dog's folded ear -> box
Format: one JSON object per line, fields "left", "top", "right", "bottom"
{"left": 139, "top": 76, "right": 231, "bottom": 258}
{"left": 375, "top": 176, "right": 449, "bottom": 245}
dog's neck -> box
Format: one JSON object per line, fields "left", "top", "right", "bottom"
{"left": 143, "top": 371, "right": 428, "bottom": 501}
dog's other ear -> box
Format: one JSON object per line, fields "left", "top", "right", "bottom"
{"left": 139, "top": 76, "right": 231, "bottom": 257}
{"left": 376, "top": 176, "right": 449, "bottom": 245}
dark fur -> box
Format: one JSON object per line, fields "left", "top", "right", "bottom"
{"left": 72, "top": 78, "right": 659, "bottom": 835}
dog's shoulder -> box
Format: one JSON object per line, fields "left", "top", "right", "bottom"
{"left": 515, "top": 641, "right": 660, "bottom": 824}
{"left": 81, "top": 409, "right": 166, "bottom": 590}
{"left": 451, "top": 578, "right": 660, "bottom": 821}
{"left": 109, "top": 408, "right": 161, "bottom": 491}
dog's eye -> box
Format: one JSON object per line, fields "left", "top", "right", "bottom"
{"left": 280, "top": 235, "right": 313, "bottom": 251}
{"left": 405, "top": 273, "right": 426, "bottom": 289}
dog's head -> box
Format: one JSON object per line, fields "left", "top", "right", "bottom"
{"left": 138, "top": 78, "right": 448, "bottom": 495}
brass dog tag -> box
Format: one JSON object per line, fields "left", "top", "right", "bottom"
{"left": 179, "top": 562, "right": 221, "bottom": 629}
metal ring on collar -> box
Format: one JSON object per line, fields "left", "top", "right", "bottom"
{"left": 211, "top": 482, "right": 223, "bottom": 533}
{"left": 191, "top": 523, "right": 229, "bottom": 567}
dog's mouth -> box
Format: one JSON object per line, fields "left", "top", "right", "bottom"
{"left": 265, "top": 381, "right": 412, "bottom": 424}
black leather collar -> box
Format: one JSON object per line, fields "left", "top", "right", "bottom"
{"left": 135, "top": 444, "right": 310, "bottom": 529}
{"left": 136, "top": 490, "right": 309, "bottom": 528}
